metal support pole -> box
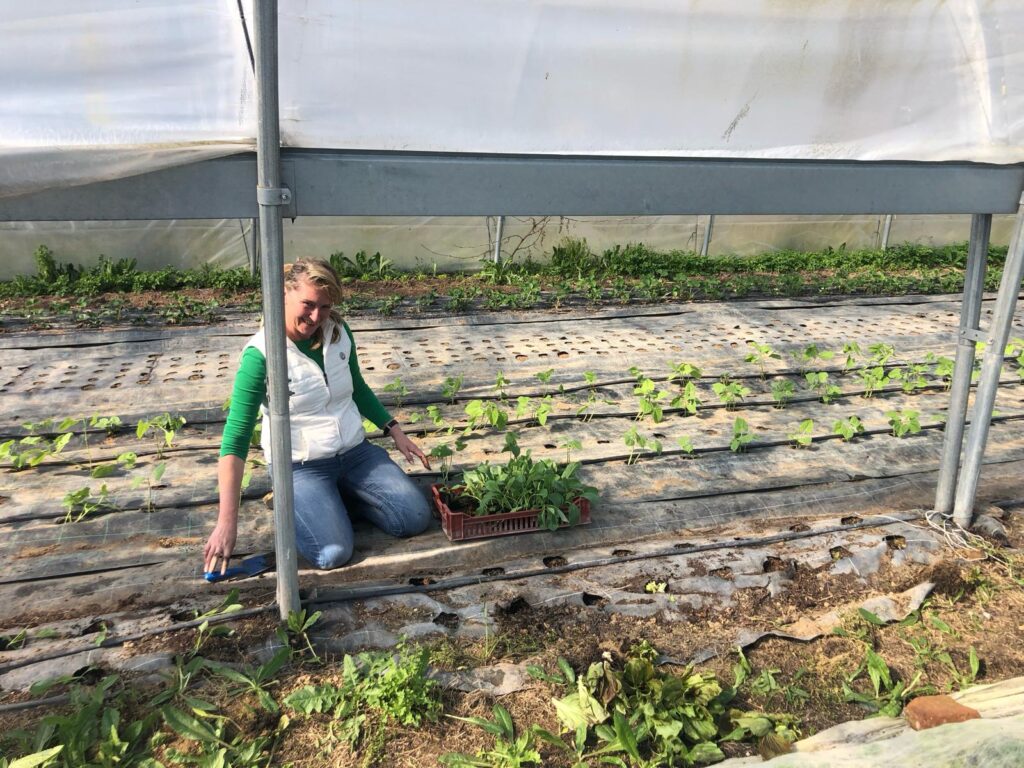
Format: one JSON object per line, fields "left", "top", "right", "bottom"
{"left": 492, "top": 215, "right": 504, "bottom": 263}
{"left": 934, "top": 214, "right": 990, "bottom": 514}
{"left": 254, "top": 0, "right": 300, "bottom": 618}
{"left": 952, "top": 194, "right": 1024, "bottom": 527}
{"left": 700, "top": 215, "right": 714, "bottom": 256}
{"left": 880, "top": 214, "right": 894, "bottom": 251}
{"left": 250, "top": 218, "right": 261, "bottom": 275}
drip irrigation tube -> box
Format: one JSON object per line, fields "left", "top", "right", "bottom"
{"left": 0, "top": 509, "right": 923, "bottom": 690}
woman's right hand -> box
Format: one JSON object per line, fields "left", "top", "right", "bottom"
{"left": 207, "top": 454, "right": 245, "bottom": 576}
{"left": 204, "top": 521, "right": 237, "bottom": 575}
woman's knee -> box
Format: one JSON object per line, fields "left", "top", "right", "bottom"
{"left": 384, "top": 492, "right": 432, "bottom": 538}
{"left": 313, "top": 541, "right": 353, "bottom": 570}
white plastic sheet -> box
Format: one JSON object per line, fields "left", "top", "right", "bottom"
{"left": 1, "top": 0, "right": 1023, "bottom": 199}
{"left": 280, "top": 0, "right": 1024, "bottom": 162}
{"left": 0, "top": 1, "right": 256, "bottom": 198}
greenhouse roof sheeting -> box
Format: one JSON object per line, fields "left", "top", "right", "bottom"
{"left": 2, "top": 0, "right": 1024, "bottom": 198}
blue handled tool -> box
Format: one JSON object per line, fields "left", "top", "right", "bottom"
{"left": 204, "top": 553, "right": 273, "bottom": 583}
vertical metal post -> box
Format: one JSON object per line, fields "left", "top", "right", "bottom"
{"left": 492, "top": 215, "right": 505, "bottom": 263}
{"left": 934, "top": 214, "right": 990, "bottom": 514}
{"left": 250, "top": 218, "right": 261, "bottom": 275}
{"left": 700, "top": 215, "right": 714, "bottom": 256}
{"left": 880, "top": 214, "right": 894, "bottom": 251}
{"left": 254, "top": 0, "right": 300, "bottom": 618}
{"left": 952, "top": 195, "right": 1024, "bottom": 527}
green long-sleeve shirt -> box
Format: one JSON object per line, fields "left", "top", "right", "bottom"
{"left": 219, "top": 323, "right": 391, "bottom": 459}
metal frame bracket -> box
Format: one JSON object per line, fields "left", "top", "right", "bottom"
{"left": 959, "top": 328, "right": 987, "bottom": 344}
{"left": 256, "top": 185, "right": 292, "bottom": 206}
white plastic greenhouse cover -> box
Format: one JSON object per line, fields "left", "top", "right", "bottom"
{"left": 3, "top": 0, "right": 1024, "bottom": 199}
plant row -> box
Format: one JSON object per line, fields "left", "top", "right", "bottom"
{"left": 0, "top": 582, "right": 996, "bottom": 768}
{"left": 0, "top": 241, "right": 1010, "bottom": 312}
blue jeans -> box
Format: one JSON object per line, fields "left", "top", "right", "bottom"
{"left": 290, "top": 440, "right": 431, "bottom": 570}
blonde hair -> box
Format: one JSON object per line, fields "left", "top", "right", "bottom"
{"left": 284, "top": 258, "right": 344, "bottom": 347}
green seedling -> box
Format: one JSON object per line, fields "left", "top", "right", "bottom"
{"left": 644, "top": 580, "right": 668, "bottom": 594}
{"left": 206, "top": 646, "right": 290, "bottom": 714}
{"left": 623, "top": 426, "right": 662, "bottom": 465}
{"left": 514, "top": 395, "right": 533, "bottom": 418}
{"left": 276, "top": 608, "right": 323, "bottom": 662}
{"left": 130, "top": 460, "right": 167, "bottom": 512}
{"left": 533, "top": 395, "right": 553, "bottom": 426}
{"left": 526, "top": 658, "right": 576, "bottom": 687}
{"left": 560, "top": 438, "right": 582, "bottom": 464}
{"left": 190, "top": 589, "right": 242, "bottom": 657}
{"left": 744, "top": 341, "right": 780, "bottom": 379}
{"left": 502, "top": 431, "right": 521, "bottom": 457}
{"left": 675, "top": 435, "right": 695, "bottom": 456}
{"left": 868, "top": 342, "right": 896, "bottom": 365}
{"left": 842, "top": 647, "right": 923, "bottom": 717}
{"left": 0, "top": 629, "right": 27, "bottom": 652}
{"left": 730, "top": 417, "right": 754, "bottom": 452}
{"left": 713, "top": 377, "right": 751, "bottom": 410}
{"left": 805, "top": 371, "right": 841, "bottom": 404}
{"left": 535, "top": 368, "right": 554, "bottom": 385}
{"left": 136, "top": 412, "right": 186, "bottom": 458}
{"left": 832, "top": 415, "right": 865, "bottom": 442}
{"left": 382, "top": 377, "right": 409, "bottom": 408}
{"left": 886, "top": 409, "right": 921, "bottom": 438}
{"left": 1, "top": 422, "right": 73, "bottom": 470}
{"left": 792, "top": 343, "right": 835, "bottom": 372}
{"left": 926, "top": 353, "right": 955, "bottom": 389}
{"left": 83, "top": 412, "right": 121, "bottom": 447}
{"left": 842, "top": 341, "right": 862, "bottom": 371}
{"left": 425, "top": 404, "right": 448, "bottom": 431}
{"left": 898, "top": 363, "right": 930, "bottom": 393}
{"left": 667, "top": 360, "right": 702, "bottom": 384}
{"left": 633, "top": 376, "right": 669, "bottom": 422}
{"left": 857, "top": 365, "right": 889, "bottom": 398}
{"left": 440, "top": 704, "right": 542, "bottom": 767}
{"left": 61, "top": 484, "right": 114, "bottom": 523}
{"left": 442, "top": 374, "right": 464, "bottom": 404}
{"left": 788, "top": 419, "right": 814, "bottom": 448}
{"left": 429, "top": 438, "right": 466, "bottom": 486}
{"left": 465, "top": 399, "right": 509, "bottom": 431}
{"left": 669, "top": 380, "right": 702, "bottom": 416}
{"left": 770, "top": 378, "right": 796, "bottom": 409}
{"left": 493, "top": 370, "right": 510, "bottom": 400}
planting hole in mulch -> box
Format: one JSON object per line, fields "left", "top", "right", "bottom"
{"left": 710, "top": 566, "right": 734, "bottom": 580}
{"left": 80, "top": 619, "right": 111, "bottom": 636}
{"left": 432, "top": 612, "right": 460, "bottom": 630}
{"left": 582, "top": 592, "right": 609, "bottom": 607}
{"left": 790, "top": 522, "right": 811, "bottom": 532}
{"left": 885, "top": 534, "right": 908, "bottom": 550}
{"left": 612, "top": 549, "right": 633, "bottom": 557}
{"left": 543, "top": 555, "right": 567, "bottom": 568}
{"left": 841, "top": 515, "right": 862, "bottom": 525}
{"left": 830, "top": 545, "right": 853, "bottom": 561}
{"left": 481, "top": 567, "right": 505, "bottom": 576}
{"left": 762, "top": 555, "right": 791, "bottom": 573}
{"left": 409, "top": 576, "right": 436, "bottom": 586}
{"left": 71, "top": 665, "right": 106, "bottom": 686}
{"left": 500, "top": 596, "right": 531, "bottom": 616}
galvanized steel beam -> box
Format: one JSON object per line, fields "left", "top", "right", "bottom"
{"left": 1, "top": 153, "right": 1022, "bottom": 221}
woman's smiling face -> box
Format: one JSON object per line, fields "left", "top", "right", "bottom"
{"left": 284, "top": 277, "right": 333, "bottom": 341}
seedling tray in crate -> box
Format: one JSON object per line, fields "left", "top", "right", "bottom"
{"left": 430, "top": 485, "right": 591, "bottom": 542}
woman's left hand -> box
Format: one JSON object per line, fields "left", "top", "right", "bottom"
{"left": 390, "top": 425, "right": 431, "bottom": 470}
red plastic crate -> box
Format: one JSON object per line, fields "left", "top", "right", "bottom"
{"left": 430, "top": 485, "right": 591, "bottom": 542}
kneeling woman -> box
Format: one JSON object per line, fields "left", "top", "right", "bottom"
{"left": 204, "top": 258, "right": 431, "bottom": 573}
